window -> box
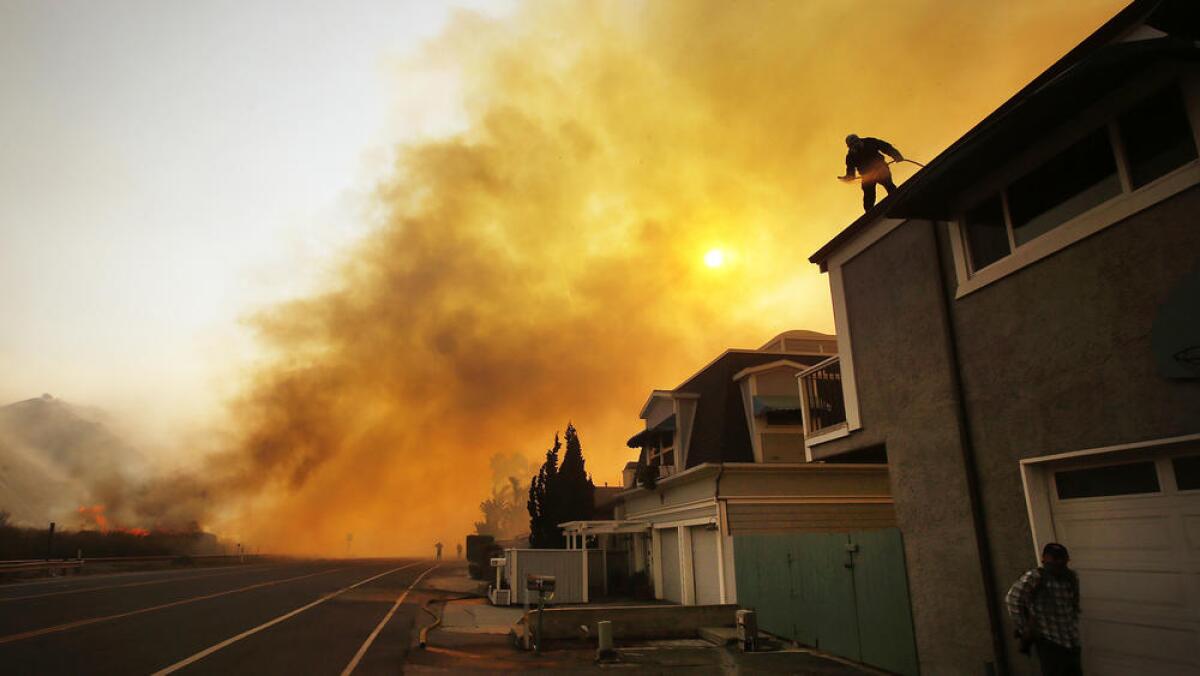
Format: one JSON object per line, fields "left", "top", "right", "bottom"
{"left": 959, "top": 81, "right": 1198, "bottom": 276}
{"left": 1054, "top": 461, "right": 1160, "bottom": 499}
{"left": 1172, "top": 455, "right": 1200, "bottom": 491}
{"left": 765, "top": 409, "right": 804, "bottom": 426}
{"left": 1008, "top": 128, "right": 1122, "bottom": 245}
{"left": 963, "top": 195, "right": 1010, "bottom": 270}
{"left": 1118, "top": 85, "right": 1199, "bottom": 189}
{"left": 648, "top": 433, "right": 675, "bottom": 472}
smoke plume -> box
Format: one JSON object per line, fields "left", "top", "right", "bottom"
{"left": 191, "top": 0, "right": 1122, "bottom": 555}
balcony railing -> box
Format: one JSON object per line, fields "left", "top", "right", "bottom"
{"left": 799, "top": 356, "right": 847, "bottom": 437}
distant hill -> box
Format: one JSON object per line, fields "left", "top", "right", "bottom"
{"left": 0, "top": 394, "right": 143, "bottom": 527}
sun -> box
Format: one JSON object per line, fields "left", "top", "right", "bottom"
{"left": 704, "top": 249, "right": 725, "bottom": 268}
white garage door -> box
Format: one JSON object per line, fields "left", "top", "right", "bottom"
{"left": 659, "top": 528, "right": 682, "bottom": 603}
{"left": 690, "top": 525, "right": 721, "bottom": 605}
{"left": 1042, "top": 447, "right": 1200, "bottom": 676}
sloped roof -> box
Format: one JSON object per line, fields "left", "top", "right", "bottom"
{"left": 809, "top": 0, "right": 1200, "bottom": 270}
{"left": 675, "top": 350, "right": 825, "bottom": 468}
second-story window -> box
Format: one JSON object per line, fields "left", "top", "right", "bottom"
{"left": 961, "top": 82, "right": 1197, "bottom": 275}
{"left": 1006, "top": 127, "right": 1122, "bottom": 245}
{"left": 963, "top": 195, "right": 1010, "bottom": 270}
{"left": 660, "top": 433, "right": 675, "bottom": 472}
{"left": 1118, "top": 85, "right": 1199, "bottom": 189}
{"left": 646, "top": 433, "right": 675, "bottom": 473}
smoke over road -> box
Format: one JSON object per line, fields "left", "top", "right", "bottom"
{"left": 181, "top": 0, "right": 1123, "bottom": 555}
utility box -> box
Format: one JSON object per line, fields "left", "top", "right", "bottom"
{"left": 736, "top": 609, "right": 759, "bottom": 652}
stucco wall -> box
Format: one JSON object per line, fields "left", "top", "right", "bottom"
{"left": 945, "top": 185, "right": 1200, "bottom": 672}
{"left": 809, "top": 187, "right": 1200, "bottom": 675}
{"left": 811, "top": 220, "right": 998, "bottom": 675}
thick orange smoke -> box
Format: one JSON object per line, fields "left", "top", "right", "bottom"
{"left": 201, "top": 0, "right": 1124, "bottom": 555}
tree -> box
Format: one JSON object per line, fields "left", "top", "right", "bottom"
{"left": 526, "top": 424, "right": 595, "bottom": 548}
{"left": 557, "top": 423, "right": 595, "bottom": 528}
{"left": 527, "top": 434, "right": 560, "bottom": 548}
{"left": 475, "top": 476, "right": 528, "bottom": 538}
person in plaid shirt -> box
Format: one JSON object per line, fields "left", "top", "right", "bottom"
{"left": 1005, "top": 543, "right": 1082, "bottom": 676}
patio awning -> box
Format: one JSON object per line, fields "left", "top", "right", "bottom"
{"left": 752, "top": 395, "right": 802, "bottom": 416}
{"left": 625, "top": 414, "right": 676, "bottom": 448}
{"left": 559, "top": 520, "right": 650, "bottom": 535}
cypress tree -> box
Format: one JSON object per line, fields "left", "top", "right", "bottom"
{"left": 557, "top": 423, "right": 595, "bottom": 529}
{"left": 527, "top": 433, "right": 560, "bottom": 548}
{"left": 525, "top": 424, "right": 596, "bottom": 548}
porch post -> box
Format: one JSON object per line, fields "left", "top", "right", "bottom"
{"left": 601, "top": 534, "right": 609, "bottom": 596}
{"left": 678, "top": 525, "right": 694, "bottom": 606}
{"left": 651, "top": 527, "right": 663, "bottom": 600}
{"left": 715, "top": 516, "right": 728, "bottom": 604}
{"left": 581, "top": 532, "right": 589, "bottom": 603}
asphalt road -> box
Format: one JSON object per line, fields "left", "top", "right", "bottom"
{"left": 0, "top": 559, "right": 438, "bottom": 675}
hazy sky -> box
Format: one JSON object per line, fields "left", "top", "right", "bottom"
{"left": 2, "top": 0, "right": 1129, "bottom": 552}
{"left": 0, "top": 0, "right": 511, "bottom": 445}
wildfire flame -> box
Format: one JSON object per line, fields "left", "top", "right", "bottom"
{"left": 77, "top": 505, "right": 150, "bottom": 537}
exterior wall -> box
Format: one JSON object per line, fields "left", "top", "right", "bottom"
{"left": 677, "top": 397, "right": 698, "bottom": 467}
{"left": 726, "top": 502, "right": 895, "bottom": 534}
{"left": 810, "top": 186, "right": 1200, "bottom": 675}
{"left": 622, "top": 470, "right": 717, "bottom": 516}
{"left": 756, "top": 368, "right": 799, "bottom": 396}
{"left": 944, "top": 185, "right": 1200, "bottom": 672}
{"left": 759, "top": 431, "right": 805, "bottom": 463}
{"left": 719, "top": 464, "right": 892, "bottom": 498}
{"left": 810, "top": 220, "right": 999, "bottom": 675}
{"left": 645, "top": 397, "right": 673, "bottom": 428}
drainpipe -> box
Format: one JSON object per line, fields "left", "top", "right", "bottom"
{"left": 930, "top": 220, "right": 1009, "bottom": 676}
{"left": 715, "top": 462, "right": 726, "bottom": 528}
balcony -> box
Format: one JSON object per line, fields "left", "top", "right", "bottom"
{"left": 798, "top": 356, "right": 847, "bottom": 437}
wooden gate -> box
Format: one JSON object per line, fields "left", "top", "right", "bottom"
{"left": 733, "top": 529, "right": 918, "bottom": 675}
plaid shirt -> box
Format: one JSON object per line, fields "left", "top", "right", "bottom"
{"left": 1005, "top": 567, "right": 1081, "bottom": 649}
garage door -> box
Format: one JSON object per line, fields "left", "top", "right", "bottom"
{"left": 659, "top": 528, "right": 682, "bottom": 603}
{"left": 1042, "top": 447, "right": 1200, "bottom": 675}
{"left": 690, "top": 525, "right": 721, "bottom": 605}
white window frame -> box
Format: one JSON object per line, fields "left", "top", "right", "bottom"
{"left": 949, "top": 69, "right": 1200, "bottom": 299}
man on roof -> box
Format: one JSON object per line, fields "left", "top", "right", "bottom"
{"left": 839, "top": 134, "right": 905, "bottom": 211}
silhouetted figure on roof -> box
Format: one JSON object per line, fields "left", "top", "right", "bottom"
{"left": 840, "top": 134, "right": 904, "bottom": 211}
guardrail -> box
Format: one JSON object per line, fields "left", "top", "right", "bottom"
{"left": 798, "top": 355, "right": 848, "bottom": 437}
{"left": 0, "top": 560, "right": 84, "bottom": 573}
{"left": 0, "top": 554, "right": 265, "bottom": 576}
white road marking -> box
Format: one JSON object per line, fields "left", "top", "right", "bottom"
{"left": 0, "top": 564, "right": 278, "bottom": 603}
{"left": 0, "top": 566, "right": 344, "bottom": 645}
{"left": 150, "top": 562, "right": 423, "bottom": 676}
{"left": 340, "top": 564, "right": 439, "bottom": 676}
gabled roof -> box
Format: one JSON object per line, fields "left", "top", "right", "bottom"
{"left": 674, "top": 350, "right": 826, "bottom": 468}
{"left": 637, "top": 390, "right": 674, "bottom": 420}
{"left": 809, "top": 0, "right": 1200, "bottom": 270}
{"left": 732, "top": 359, "right": 817, "bottom": 382}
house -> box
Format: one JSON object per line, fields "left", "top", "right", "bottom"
{"left": 806, "top": 1, "right": 1200, "bottom": 674}
{"left": 561, "top": 330, "right": 898, "bottom": 604}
